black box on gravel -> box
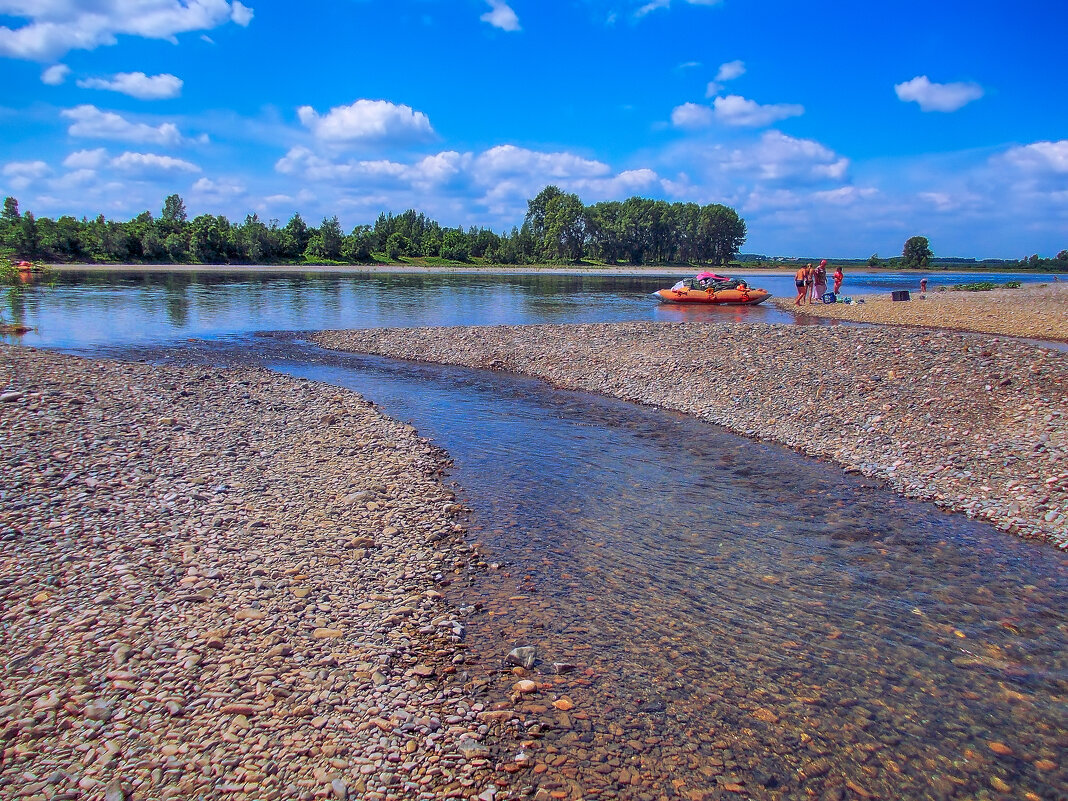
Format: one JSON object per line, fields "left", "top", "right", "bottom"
{"left": 891, "top": 290, "right": 911, "bottom": 301}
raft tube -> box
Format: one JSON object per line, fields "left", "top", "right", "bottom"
{"left": 655, "top": 286, "right": 771, "bottom": 305}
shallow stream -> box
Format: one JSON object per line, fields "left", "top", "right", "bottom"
{"left": 121, "top": 336, "right": 1068, "bottom": 801}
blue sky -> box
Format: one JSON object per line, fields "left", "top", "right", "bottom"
{"left": 1, "top": 0, "right": 1065, "bottom": 258}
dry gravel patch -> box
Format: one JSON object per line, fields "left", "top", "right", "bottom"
{"left": 315, "top": 321, "right": 1068, "bottom": 550}
{"left": 0, "top": 345, "right": 508, "bottom": 801}
{"left": 774, "top": 280, "right": 1068, "bottom": 342}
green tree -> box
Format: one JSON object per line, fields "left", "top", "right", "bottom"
{"left": 342, "top": 225, "right": 375, "bottom": 262}
{"left": 525, "top": 186, "right": 565, "bottom": 259}
{"left": 440, "top": 230, "right": 467, "bottom": 261}
{"left": 1057, "top": 249, "right": 1068, "bottom": 262}
{"left": 1, "top": 196, "right": 19, "bottom": 225}
{"left": 868, "top": 253, "right": 880, "bottom": 267}
{"left": 543, "top": 192, "right": 586, "bottom": 261}
{"left": 281, "top": 213, "right": 310, "bottom": 260}
{"left": 386, "top": 232, "right": 414, "bottom": 260}
{"left": 902, "top": 236, "right": 932, "bottom": 269}
{"left": 161, "top": 194, "right": 187, "bottom": 225}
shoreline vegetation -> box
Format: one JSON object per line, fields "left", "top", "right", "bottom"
{"left": 2, "top": 191, "right": 1064, "bottom": 275}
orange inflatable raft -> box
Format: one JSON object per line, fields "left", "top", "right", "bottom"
{"left": 655, "top": 279, "right": 771, "bottom": 306}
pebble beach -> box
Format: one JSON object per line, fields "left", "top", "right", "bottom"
{"left": 774, "top": 279, "right": 1068, "bottom": 342}
{"left": 0, "top": 346, "right": 501, "bottom": 801}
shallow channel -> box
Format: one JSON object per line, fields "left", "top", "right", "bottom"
{"left": 117, "top": 335, "right": 1068, "bottom": 801}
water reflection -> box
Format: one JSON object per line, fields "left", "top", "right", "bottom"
{"left": 7, "top": 269, "right": 1063, "bottom": 350}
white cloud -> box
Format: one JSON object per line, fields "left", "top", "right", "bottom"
{"left": 230, "top": 1, "right": 254, "bottom": 26}
{"left": 741, "top": 130, "right": 848, "bottom": 182}
{"left": 110, "top": 151, "right": 201, "bottom": 173}
{"left": 473, "top": 144, "right": 612, "bottom": 181}
{"left": 894, "top": 76, "right": 984, "bottom": 112}
{"left": 77, "top": 72, "right": 183, "bottom": 100}
{"left": 3, "top": 160, "right": 50, "bottom": 178}
{"left": 636, "top": 0, "right": 722, "bottom": 18}
{"left": 61, "top": 104, "right": 188, "bottom": 146}
{"left": 712, "top": 94, "right": 804, "bottom": 127}
{"left": 297, "top": 99, "right": 434, "bottom": 145}
{"left": 715, "top": 60, "right": 745, "bottom": 82}
{"left": 2, "top": 160, "right": 52, "bottom": 190}
{"left": 1000, "top": 140, "right": 1068, "bottom": 175}
{"left": 706, "top": 59, "right": 744, "bottom": 96}
{"left": 0, "top": 0, "right": 256, "bottom": 61}
{"left": 63, "top": 148, "right": 109, "bottom": 169}
{"left": 481, "top": 0, "right": 520, "bottom": 31}
{"left": 670, "top": 102, "right": 715, "bottom": 129}
{"left": 41, "top": 63, "right": 70, "bottom": 85}
{"left": 191, "top": 176, "right": 246, "bottom": 199}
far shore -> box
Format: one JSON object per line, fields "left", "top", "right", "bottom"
{"left": 43, "top": 262, "right": 1066, "bottom": 278}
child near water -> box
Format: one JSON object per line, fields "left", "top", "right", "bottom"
{"left": 833, "top": 265, "right": 844, "bottom": 294}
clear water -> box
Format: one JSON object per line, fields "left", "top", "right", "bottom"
{"left": 115, "top": 337, "right": 1068, "bottom": 801}
{"left": 2, "top": 269, "right": 1062, "bottom": 349}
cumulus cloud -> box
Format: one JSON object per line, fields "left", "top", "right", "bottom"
{"left": 481, "top": 0, "right": 521, "bottom": 31}
{"left": 670, "top": 102, "right": 715, "bottom": 129}
{"left": 740, "top": 130, "right": 849, "bottom": 182}
{"left": 712, "top": 95, "right": 804, "bottom": 127}
{"left": 77, "top": 72, "right": 183, "bottom": 100}
{"left": 61, "top": 105, "right": 192, "bottom": 146}
{"left": 191, "top": 176, "right": 246, "bottom": 201}
{"left": 274, "top": 142, "right": 665, "bottom": 224}
{"left": 0, "top": 0, "right": 256, "bottom": 61}
{"left": 63, "top": 148, "right": 109, "bottom": 169}
{"left": 705, "top": 59, "right": 744, "bottom": 96}
{"left": 110, "top": 151, "right": 201, "bottom": 173}
{"left": 2, "top": 160, "right": 52, "bottom": 190}
{"left": 230, "top": 1, "right": 254, "bottom": 26}
{"left": 473, "top": 144, "right": 612, "bottom": 181}
{"left": 999, "top": 140, "right": 1068, "bottom": 175}
{"left": 894, "top": 76, "right": 984, "bottom": 112}
{"left": 41, "top": 64, "right": 70, "bottom": 85}
{"left": 297, "top": 100, "right": 435, "bottom": 145}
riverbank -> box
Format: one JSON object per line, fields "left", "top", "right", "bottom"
{"left": 315, "top": 322, "right": 1067, "bottom": 551}
{"left": 0, "top": 345, "right": 504, "bottom": 801}
{"left": 773, "top": 280, "right": 1068, "bottom": 342}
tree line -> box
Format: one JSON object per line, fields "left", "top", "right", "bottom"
{"left": 0, "top": 187, "right": 747, "bottom": 267}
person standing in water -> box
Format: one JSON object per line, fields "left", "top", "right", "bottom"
{"left": 794, "top": 264, "right": 810, "bottom": 306}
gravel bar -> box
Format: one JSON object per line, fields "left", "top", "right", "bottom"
{"left": 314, "top": 322, "right": 1068, "bottom": 550}
{"left": 773, "top": 279, "right": 1068, "bottom": 342}
{"left": 0, "top": 345, "right": 508, "bottom": 801}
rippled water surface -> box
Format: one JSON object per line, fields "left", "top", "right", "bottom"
{"left": 129, "top": 337, "right": 1068, "bottom": 801}
{"left": 2, "top": 268, "right": 1062, "bottom": 349}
